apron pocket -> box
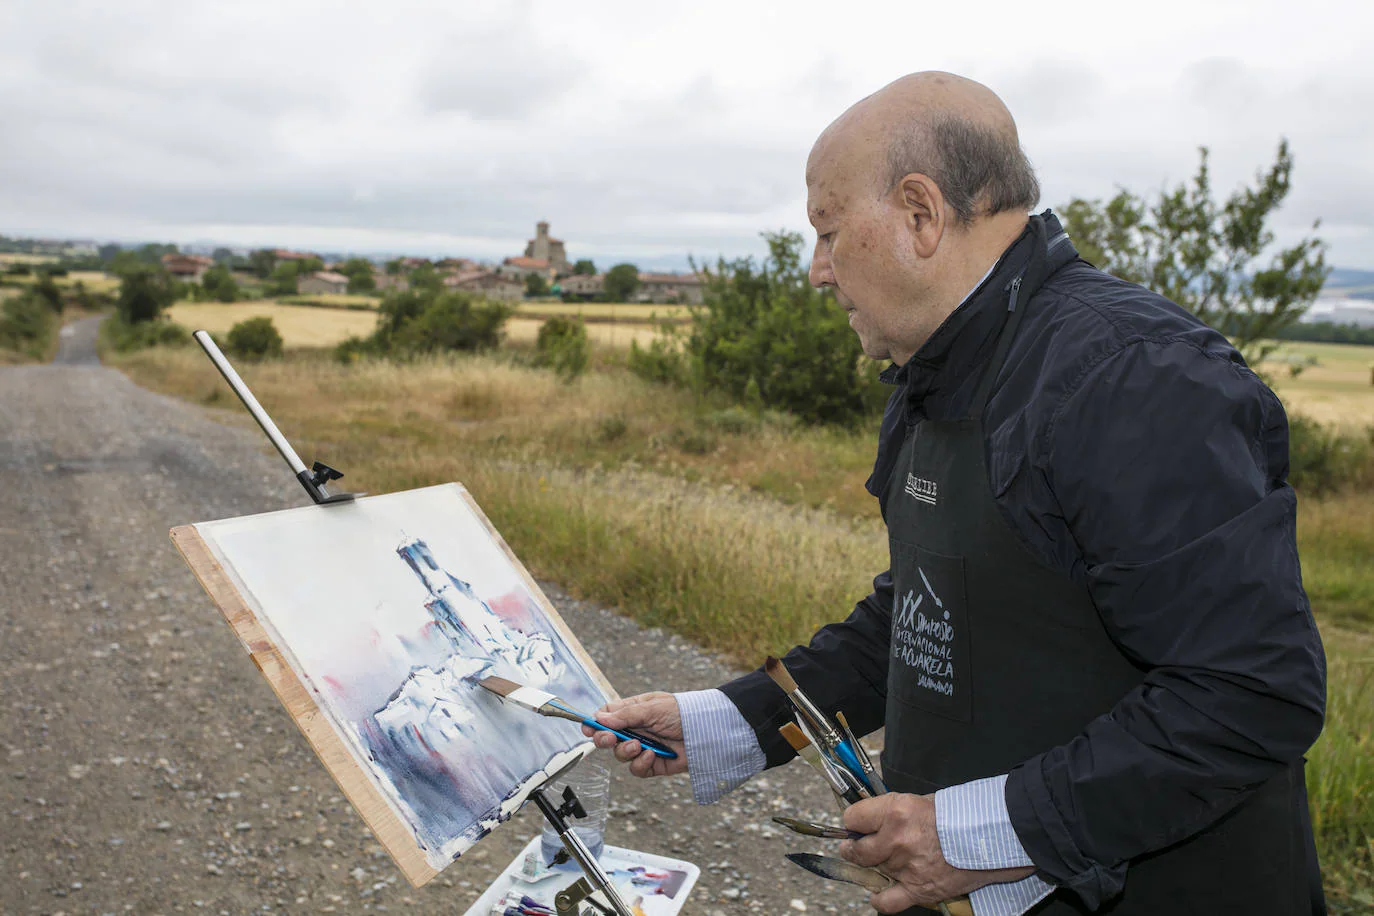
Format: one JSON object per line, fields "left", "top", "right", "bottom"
{"left": 889, "top": 540, "right": 972, "bottom": 723}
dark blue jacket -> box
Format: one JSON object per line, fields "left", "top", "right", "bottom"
{"left": 721, "top": 211, "right": 1327, "bottom": 903}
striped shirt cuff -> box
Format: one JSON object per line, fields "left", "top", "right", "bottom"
{"left": 935, "top": 774, "right": 1055, "bottom": 916}
{"left": 675, "top": 688, "right": 766, "bottom": 806}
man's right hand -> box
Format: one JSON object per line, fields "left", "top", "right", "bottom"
{"left": 583, "top": 692, "right": 688, "bottom": 779}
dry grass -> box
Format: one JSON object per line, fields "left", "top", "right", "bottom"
{"left": 1262, "top": 341, "right": 1374, "bottom": 428}
{"left": 505, "top": 317, "right": 663, "bottom": 350}
{"left": 166, "top": 301, "right": 669, "bottom": 352}
{"left": 0, "top": 253, "right": 56, "bottom": 265}
{"left": 278, "top": 293, "right": 381, "bottom": 309}
{"left": 166, "top": 301, "right": 379, "bottom": 347}
{"left": 4, "top": 270, "right": 121, "bottom": 294}
{"left": 515, "top": 302, "right": 694, "bottom": 322}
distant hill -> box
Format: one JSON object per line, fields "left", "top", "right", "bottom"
{"left": 1324, "top": 267, "right": 1374, "bottom": 290}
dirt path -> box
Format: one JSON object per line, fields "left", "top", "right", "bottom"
{"left": 0, "top": 324, "right": 867, "bottom": 915}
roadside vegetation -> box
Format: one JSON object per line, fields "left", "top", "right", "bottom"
{"left": 0, "top": 268, "right": 111, "bottom": 362}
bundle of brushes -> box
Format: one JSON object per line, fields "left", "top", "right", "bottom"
{"left": 765, "top": 656, "right": 885, "bottom": 809}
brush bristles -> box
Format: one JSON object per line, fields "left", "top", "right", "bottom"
{"left": 779, "top": 722, "right": 812, "bottom": 753}
{"left": 764, "top": 655, "right": 799, "bottom": 694}
{"left": 477, "top": 675, "right": 522, "bottom": 696}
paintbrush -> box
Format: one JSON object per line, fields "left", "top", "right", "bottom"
{"left": 835, "top": 711, "right": 885, "bottom": 794}
{"left": 780, "top": 722, "right": 861, "bottom": 806}
{"left": 765, "top": 657, "right": 873, "bottom": 793}
{"left": 772, "top": 815, "right": 865, "bottom": 840}
{"left": 785, "top": 854, "right": 974, "bottom": 916}
{"left": 478, "top": 675, "right": 678, "bottom": 759}
{"left": 789, "top": 708, "right": 871, "bottom": 803}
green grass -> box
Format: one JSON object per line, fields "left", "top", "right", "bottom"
{"left": 1299, "top": 496, "right": 1374, "bottom": 629}
{"left": 1308, "top": 639, "right": 1374, "bottom": 912}
{"left": 108, "top": 346, "right": 1373, "bottom": 910}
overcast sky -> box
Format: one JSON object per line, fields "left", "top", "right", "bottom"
{"left": 3, "top": 0, "right": 1372, "bottom": 269}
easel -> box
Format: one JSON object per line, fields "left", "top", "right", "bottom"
{"left": 192, "top": 330, "right": 638, "bottom": 916}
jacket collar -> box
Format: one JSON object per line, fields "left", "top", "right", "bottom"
{"left": 880, "top": 210, "right": 1076, "bottom": 421}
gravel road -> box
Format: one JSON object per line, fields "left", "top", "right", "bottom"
{"left": 0, "top": 319, "right": 872, "bottom": 916}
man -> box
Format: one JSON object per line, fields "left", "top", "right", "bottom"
{"left": 585, "top": 72, "right": 1327, "bottom": 915}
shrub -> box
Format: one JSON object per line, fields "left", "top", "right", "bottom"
{"left": 225, "top": 316, "right": 284, "bottom": 361}
{"left": 406, "top": 294, "right": 510, "bottom": 354}
{"left": 627, "top": 331, "right": 687, "bottom": 386}
{"left": 100, "top": 314, "right": 191, "bottom": 353}
{"left": 535, "top": 316, "right": 589, "bottom": 380}
{"left": 334, "top": 334, "right": 377, "bottom": 365}
{"left": 596, "top": 415, "right": 628, "bottom": 442}
{"left": 33, "top": 275, "right": 63, "bottom": 313}
{"left": 69, "top": 281, "right": 112, "bottom": 312}
{"left": 0, "top": 292, "right": 58, "bottom": 358}
{"left": 200, "top": 264, "right": 240, "bottom": 303}
{"left": 115, "top": 264, "right": 177, "bottom": 323}
{"left": 1288, "top": 415, "right": 1374, "bottom": 495}
{"left": 5, "top": 262, "right": 32, "bottom": 276}
{"left": 688, "top": 231, "right": 882, "bottom": 425}
{"left": 370, "top": 288, "right": 511, "bottom": 358}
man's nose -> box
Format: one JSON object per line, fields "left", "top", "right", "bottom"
{"left": 809, "top": 247, "right": 832, "bottom": 289}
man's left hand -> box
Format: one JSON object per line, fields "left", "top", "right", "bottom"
{"left": 840, "top": 793, "right": 1035, "bottom": 913}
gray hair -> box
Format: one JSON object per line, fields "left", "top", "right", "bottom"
{"left": 885, "top": 116, "right": 1040, "bottom": 224}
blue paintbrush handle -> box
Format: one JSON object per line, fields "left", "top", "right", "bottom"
{"left": 582, "top": 718, "right": 679, "bottom": 759}
{"left": 832, "top": 741, "right": 874, "bottom": 793}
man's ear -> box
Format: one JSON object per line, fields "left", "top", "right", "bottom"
{"left": 897, "top": 173, "right": 945, "bottom": 259}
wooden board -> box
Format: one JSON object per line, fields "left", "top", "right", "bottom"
{"left": 170, "top": 483, "right": 620, "bottom": 887}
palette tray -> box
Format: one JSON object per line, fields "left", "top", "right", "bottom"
{"left": 464, "top": 839, "right": 699, "bottom": 916}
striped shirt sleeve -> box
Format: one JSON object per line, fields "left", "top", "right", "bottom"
{"left": 674, "top": 688, "right": 767, "bottom": 806}
{"left": 936, "top": 774, "right": 1056, "bottom": 915}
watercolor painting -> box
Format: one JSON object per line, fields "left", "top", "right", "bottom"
{"left": 191, "top": 483, "right": 611, "bottom": 870}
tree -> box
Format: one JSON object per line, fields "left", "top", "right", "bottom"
{"left": 212, "top": 247, "right": 236, "bottom": 264}
{"left": 525, "top": 272, "right": 549, "bottom": 297}
{"left": 136, "top": 242, "right": 178, "bottom": 264}
{"left": 604, "top": 263, "right": 640, "bottom": 302}
{"left": 572, "top": 259, "right": 597, "bottom": 276}
{"left": 201, "top": 264, "right": 240, "bottom": 303}
{"left": 249, "top": 249, "right": 277, "bottom": 279}
{"left": 1061, "top": 140, "right": 1328, "bottom": 365}
{"left": 33, "top": 274, "right": 64, "bottom": 313}
{"left": 116, "top": 264, "right": 178, "bottom": 323}
{"left": 340, "top": 257, "right": 377, "bottom": 294}
{"left": 266, "top": 261, "right": 301, "bottom": 296}
{"left": 408, "top": 263, "right": 443, "bottom": 295}
{"left": 688, "top": 231, "right": 882, "bottom": 424}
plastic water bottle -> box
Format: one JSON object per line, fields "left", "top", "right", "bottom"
{"left": 539, "top": 760, "right": 610, "bottom": 865}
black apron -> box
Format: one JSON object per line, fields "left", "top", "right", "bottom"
{"left": 879, "top": 264, "right": 1321, "bottom": 914}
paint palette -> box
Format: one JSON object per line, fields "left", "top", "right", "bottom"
{"left": 464, "top": 839, "right": 700, "bottom": 916}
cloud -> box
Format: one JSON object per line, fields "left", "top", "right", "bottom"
{"left": 417, "top": 21, "right": 587, "bottom": 119}
{"left": 2, "top": 1, "right": 1374, "bottom": 268}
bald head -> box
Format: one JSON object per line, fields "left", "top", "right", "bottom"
{"left": 809, "top": 71, "right": 1039, "bottom": 225}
